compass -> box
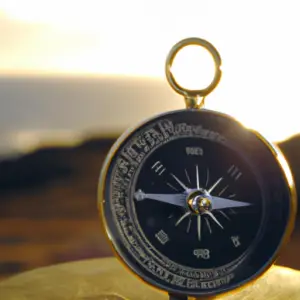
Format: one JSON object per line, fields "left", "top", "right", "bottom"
{"left": 98, "top": 38, "right": 297, "bottom": 299}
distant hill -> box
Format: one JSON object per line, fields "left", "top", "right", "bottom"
{"left": 0, "top": 137, "right": 114, "bottom": 194}
{"left": 278, "top": 134, "right": 300, "bottom": 191}
{"left": 0, "top": 134, "right": 299, "bottom": 199}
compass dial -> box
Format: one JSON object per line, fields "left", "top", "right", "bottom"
{"left": 99, "top": 109, "right": 296, "bottom": 297}
{"left": 133, "top": 137, "right": 262, "bottom": 269}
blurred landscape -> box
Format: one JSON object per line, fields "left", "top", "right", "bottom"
{"left": 1, "top": 0, "right": 300, "bottom": 289}
{"left": 0, "top": 132, "right": 300, "bottom": 280}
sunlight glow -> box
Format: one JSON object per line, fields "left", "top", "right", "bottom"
{"left": 170, "top": 45, "right": 216, "bottom": 91}
{"left": 1, "top": 0, "right": 300, "bottom": 142}
{"left": 1, "top": 1, "right": 108, "bottom": 30}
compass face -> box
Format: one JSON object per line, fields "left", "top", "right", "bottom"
{"left": 100, "top": 109, "right": 295, "bottom": 297}
{"left": 134, "top": 137, "right": 262, "bottom": 270}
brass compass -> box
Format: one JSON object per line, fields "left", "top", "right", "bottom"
{"left": 98, "top": 37, "right": 297, "bottom": 299}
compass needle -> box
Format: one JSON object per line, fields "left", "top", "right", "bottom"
{"left": 211, "top": 196, "right": 252, "bottom": 210}
{"left": 134, "top": 190, "right": 186, "bottom": 207}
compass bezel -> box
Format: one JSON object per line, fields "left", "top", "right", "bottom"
{"left": 98, "top": 109, "right": 297, "bottom": 297}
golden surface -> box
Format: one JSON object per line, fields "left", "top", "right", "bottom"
{"left": 1, "top": 257, "right": 300, "bottom": 300}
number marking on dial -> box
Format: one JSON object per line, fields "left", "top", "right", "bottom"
{"left": 186, "top": 147, "right": 204, "bottom": 156}
{"left": 193, "top": 249, "right": 210, "bottom": 259}
{"left": 151, "top": 161, "right": 167, "bottom": 175}
{"left": 231, "top": 235, "right": 241, "bottom": 247}
{"left": 155, "top": 230, "right": 170, "bottom": 245}
{"left": 227, "top": 165, "right": 242, "bottom": 181}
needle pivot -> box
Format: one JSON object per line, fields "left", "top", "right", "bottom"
{"left": 188, "top": 192, "right": 212, "bottom": 214}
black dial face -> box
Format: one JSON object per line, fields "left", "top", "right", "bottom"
{"left": 101, "top": 110, "right": 293, "bottom": 297}
{"left": 133, "top": 137, "right": 263, "bottom": 269}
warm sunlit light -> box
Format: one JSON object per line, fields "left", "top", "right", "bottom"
{"left": 170, "top": 45, "right": 216, "bottom": 91}
{"left": 1, "top": 0, "right": 300, "bottom": 145}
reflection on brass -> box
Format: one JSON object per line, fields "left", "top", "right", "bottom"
{"left": 1, "top": 258, "right": 300, "bottom": 300}
{"left": 165, "top": 37, "right": 222, "bottom": 109}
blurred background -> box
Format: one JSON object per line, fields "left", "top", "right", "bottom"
{"left": 0, "top": 0, "right": 300, "bottom": 280}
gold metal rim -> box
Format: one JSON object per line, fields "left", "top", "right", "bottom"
{"left": 165, "top": 37, "right": 222, "bottom": 99}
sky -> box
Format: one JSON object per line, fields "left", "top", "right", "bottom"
{"left": 0, "top": 0, "right": 300, "bottom": 154}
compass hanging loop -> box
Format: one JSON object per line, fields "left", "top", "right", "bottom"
{"left": 165, "top": 37, "right": 222, "bottom": 109}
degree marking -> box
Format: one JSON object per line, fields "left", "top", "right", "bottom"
{"left": 205, "top": 218, "right": 212, "bottom": 234}
{"left": 185, "top": 169, "right": 191, "bottom": 184}
{"left": 171, "top": 173, "right": 189, "bottom": 191}
{"left": 175, "top": 212, "right": 191, "bottom": 227}
{"left": 197, "top": 215, "right": 202, "bottom": 241}
{"left": 203, "top": 211, "right": 224, "bottom": 229}
{"left": 218, "top": 185, "right": 228, "bottom": 196}
{"left": 205, "top": 168, "right": 210, "bottom": 187}
{"left": 187, "top": 217, "right": 192, "bottom": 233}
{"left": 208, "top": 177, "right": 223, "bottom": 194}
{"left": 166, "top": 182, "right": 179, "bottom": 192}
{"left": 219, "top": 210, "right": 231, "bottom": 220}
{"left": 196, "top": 165, "right": 200, "bottom": 189}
